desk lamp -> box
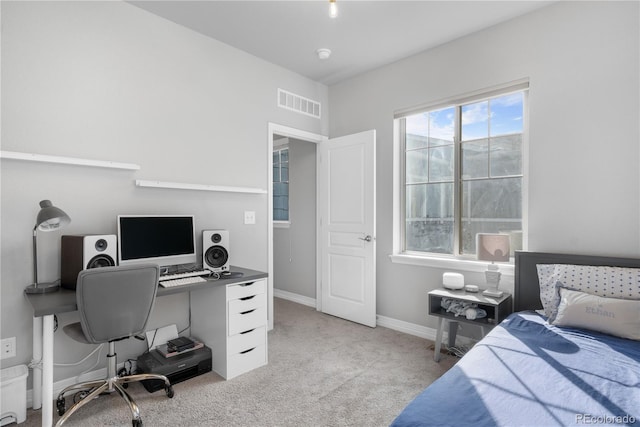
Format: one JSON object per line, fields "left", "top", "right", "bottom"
{"left": 476, "top": 233, "right": 510, "bottom": 298}
{"left": 25, "top": 200, "right": 71, "bottom": 294}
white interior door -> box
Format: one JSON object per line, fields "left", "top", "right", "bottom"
{"left": 319, "top": 130, "right": 376, "bottom": 327}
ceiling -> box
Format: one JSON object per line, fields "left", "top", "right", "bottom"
{"left": 130, "top": 1, "right": 553, "bottom": 86}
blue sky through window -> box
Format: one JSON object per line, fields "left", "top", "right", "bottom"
{"left": 462, "top": 92, "right": 523, "bottom": 140}
{"left": 406, "top": 92, "right": 523, "bottom": 142}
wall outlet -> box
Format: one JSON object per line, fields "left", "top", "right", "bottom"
{"left": 244, "top": 211, "right": 256, "bottom": 225}
{"left": 1, "top": 337, "right": 16, "bottom": 359}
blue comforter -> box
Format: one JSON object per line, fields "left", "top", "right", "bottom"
{"left": 391, "top": 312, "right": 640, "bottom": 426}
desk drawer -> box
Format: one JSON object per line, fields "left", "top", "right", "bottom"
{"left": 228, "top": 326, "right": 266, "bottom": 355}
{"left": 228, "top": 293, "right": 265, "bottom": 315}
{"left": 228, "top": 306, "right": 267, "bottom": 336}
{"left": 227, "top": 344, "right": 266, "bottom": 379}
{"left": 227, "top": 280, "right": 265, "bottom": 301}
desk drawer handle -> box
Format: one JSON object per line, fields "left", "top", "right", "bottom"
{"left": 240, "top": 329, "right": 256, "bottom": 335}
{"left": 240, "top": 347, "right": 256, "bottom": 355}
{"left": 239, "top": 282, "right": 255, "bottom": 287}
{"left": 240, "top": 309, "right": 256, "bottom": 315}
{"left": 240, "top": 295, "right": 255, "bottom": 301}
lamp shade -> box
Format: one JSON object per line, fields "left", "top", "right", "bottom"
{"left": 26, "top": 200, "right": 71, "bottom": 294}
{"left": 476, "top": 233, "right": 510, "bottom": 262}
{"left": 35, "top": 200, "right": 70, "bottom": 231}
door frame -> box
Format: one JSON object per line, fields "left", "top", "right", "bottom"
{"left": 267, "top": 123, "right": 327, "bottom": 329}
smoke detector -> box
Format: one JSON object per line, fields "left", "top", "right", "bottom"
{"left": 316, "top": 48, "right": 332, "bottom": 60}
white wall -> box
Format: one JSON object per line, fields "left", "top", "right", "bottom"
{"left": 329, "top": 1, "right": 640, "bottom": 329}
{"left": 273, "top": 138, "right": 317, "bottom": 299}
{"left": 3, "top": 0, "right": 638, "bottom": 384}
{"left": 0, "top": 0, "right": 328, "bottom": 381}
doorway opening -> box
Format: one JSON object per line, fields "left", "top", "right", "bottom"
{"left": 267, "top": 123, "right": 325, "bottom": 330}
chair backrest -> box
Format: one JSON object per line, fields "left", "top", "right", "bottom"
{"left": 75, "top": 264, "right": 160, "bottom": 344}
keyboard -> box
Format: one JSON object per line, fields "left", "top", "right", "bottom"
{"left": 159, "top": 276, "right": 207, "bottom": 288}
{"left": 159, "top": 269, "right": 211, "bottom": 281}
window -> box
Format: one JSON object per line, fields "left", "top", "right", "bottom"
{"left": 273, "top": 147, "right": 289, "bottom": 222}
{"left": 398, "top": 86, "right": 526, "bottom": 259}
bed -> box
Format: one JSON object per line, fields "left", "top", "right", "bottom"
{"left": 391, "top": 251, "right": 640, "bottom": 427}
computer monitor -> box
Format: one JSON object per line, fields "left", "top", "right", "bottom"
{"left": 117, "top": 215, "right": 196, "bottom": 269}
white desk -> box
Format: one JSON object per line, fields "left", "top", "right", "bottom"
{"left": 25, "top": 266, "right": 268, "bottom": 427}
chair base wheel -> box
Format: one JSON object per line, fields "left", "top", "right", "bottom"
{"left": 165, "top": 385, "right": 174, "bottom": 398}
{"left": 132, "top": 418, "right": 143, "bottom": 427}
{"left": 56, "top": 397, "right": 66, "bottom": 416}
{"left": 118, "top": 367, "right": 129, "bottom": 388}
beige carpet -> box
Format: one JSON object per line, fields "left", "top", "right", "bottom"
{"left": 24, "top": 298, "right": 456, "bottom": 427}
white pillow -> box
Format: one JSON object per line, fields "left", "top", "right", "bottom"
{"left": 536, "top": 264, "right": 640, "bottom": 321}
{"left": 553, "top": 288, "right": 640, "bottom": 341}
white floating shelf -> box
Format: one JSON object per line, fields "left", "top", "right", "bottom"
{"left": 0, "top": 151, "right": 140, "bottom": 170}
{"left": 136, "top": 179, "right": 267, "bottom": 194}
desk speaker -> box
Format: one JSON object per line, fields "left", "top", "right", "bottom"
{"left": 61, "top": 235, "right": 117, "bottom": 290}
{"left": 203, "top": 230, "right": 229, "bottom": 273}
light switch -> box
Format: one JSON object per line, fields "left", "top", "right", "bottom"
{"left": 244, "top": 211, "right": 256, "bottom": 225}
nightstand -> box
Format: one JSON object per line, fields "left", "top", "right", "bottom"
{"left": 428, "top": 288, "right": 512, "bottom": 362}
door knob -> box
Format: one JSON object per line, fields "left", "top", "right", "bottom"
{"left": 359, "top": 235, "right": 372, "bottom": 242}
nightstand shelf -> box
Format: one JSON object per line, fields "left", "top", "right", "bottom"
{"left": 428, "top": 288, "right": 512, "bottom": 362}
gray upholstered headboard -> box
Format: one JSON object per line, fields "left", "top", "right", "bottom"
{"left": 514, "top": 251, "right": 640, "bottom": 312}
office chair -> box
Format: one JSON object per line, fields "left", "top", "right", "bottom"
{"left": 55, "top": 264, "right": 174, "bottom": 427}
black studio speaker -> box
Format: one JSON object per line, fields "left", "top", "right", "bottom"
{"left": 202, "top": 230, "right": 230, "bottom": 273}
{"left": 61, "top": 235, "right": 117, "bottom": 290}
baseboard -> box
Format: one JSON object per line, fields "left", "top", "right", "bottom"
{"left": 273, "top": 289, "right": 473, "bottom": 346}
{"left": 375, "top": 314, "right": 438, "bottom": 341}
{"left": 273, "top": 288, "right": 316, "bottom": 308}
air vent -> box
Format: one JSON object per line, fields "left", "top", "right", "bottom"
{"left": 277, "top": 89, "right": 321, "bottom": 119}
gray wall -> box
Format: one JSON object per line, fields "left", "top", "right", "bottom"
{"left": 0, "top": 1, "right": 328, "bottom": 380}
{"left": 273, "top": 138, "right": 317, "bottom": 299}
{"left": 328, "top": 1, "right": 639, "bottom": 329}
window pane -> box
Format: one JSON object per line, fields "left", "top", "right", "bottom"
{"left": 461, "top": 178, "right": 522, "bottom": 254}
{"left": 274, "top": 182, "right": 288, "bottom": 197}
{"left": 429, "top": 145, "right": 454, "bottom": 182}
{"left": 405, "top": 183, "right": 454, "bottom": 254}
{"left": 426, "top": 182, "right": 454, "bottom": 219}
{"left": 406, "top": 183, "right": 455, "bottom": 220}
{"left": 406, "top": 184, "right": 426, "bottom": 219}
{"left": 273, "top": 182, "right": 289, "bottom": 221}
{"left": 406, "top": 219, "right": 454, "bottom": 254}
{"left": 273, "top": 151, "right": 279, "bottom": 164}
{"left": 490, "top": 134, "right": 522, "bottom": 177}
{"left": 406, "top": 149, "right": 429, "bottom": 184}
{"left": 281, "top": 163, "right": 289, "bottom": 182}
{"left": 428, "top": 107, "right": 455, "bottom": 147}
{"left": 462, "top": 139, "right": 488, "bottom": 179}
{"left": 280, "top": 149, "right": 289, "bottom": 162}
{"left": 490, "top": 93, "right": 524, "bottom": 137}
{"left": 273, "top": 165, "right": 280, "bottom": 183}
{"left": 274, "top": 206, "right": 289, "bottom": 221}
{"left": 406, "top": 113, "right": 428, "bottom": 150}
{"left": 462, "top": 101, "right": 488, "bottom": 141}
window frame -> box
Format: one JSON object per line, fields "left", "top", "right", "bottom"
{"left": 391, "top": 80, "right": 529, "bottom": 274}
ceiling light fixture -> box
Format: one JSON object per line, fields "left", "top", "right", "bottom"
{"left": 329, "top": 0, "right": 337, "bottom": 18}
{"left": 316, "top": 48, "right": 332, "bottom": 60}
